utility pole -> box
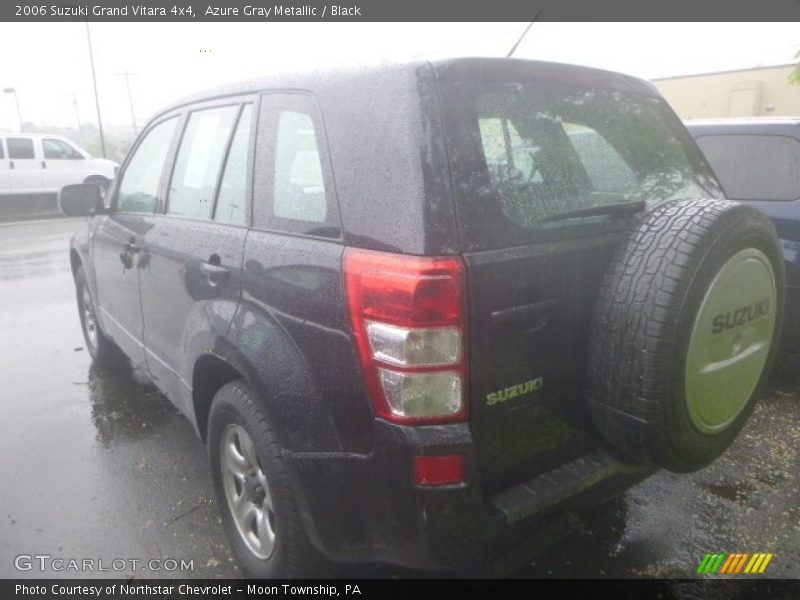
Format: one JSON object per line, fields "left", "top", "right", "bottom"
{"left": 3, "top": 87, "right": 24, "bottom": 132}
{"left": 85, "top": 23, "right": 107, "bottom": 158}
{"left": 115, "top": 69, "right": 139, "bottom": 134}
{"left": 67, "top": 92, "right": 80, "bottom": 129}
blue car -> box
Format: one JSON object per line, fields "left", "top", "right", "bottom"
{"left": 686, "top": 118, "right": 800, "bottom": 352}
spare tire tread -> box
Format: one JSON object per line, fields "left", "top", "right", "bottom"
{"left": 588, "top": 198, "right": 784, "bottom": 471}
{"left": 595, "top": 201, "right": 731, "bottom": 417}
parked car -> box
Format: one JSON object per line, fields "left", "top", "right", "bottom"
{"left": 66, "top": 58, "right": 784, "bottom": 577}
{"left": 0, "top": 132, "right": 117, "bottom": 197}
{"left": 685, "top": 118, "right": 800, "bottom": 352}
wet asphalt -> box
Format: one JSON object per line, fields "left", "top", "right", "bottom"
{"left": 0, "top": 218, "right": 798, "bottom": 583}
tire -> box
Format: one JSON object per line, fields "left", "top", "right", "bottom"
{"left": 75, "top": 265, "right": 128, "bottom": 369}
{"left": 587, "top": 199, "right": 784, "bottom": 472}
{"left": 208, "top": 381, "right": 327, "bottom": 578}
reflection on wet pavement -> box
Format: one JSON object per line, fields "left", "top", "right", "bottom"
{"left": 0, "top": 219, "right": 238, "bottom": 579}
{"left": 513, "top": 358, "right": 800, "bottom": 580}
{"left": 87, "top": 365, "right": 176, "bottom": 447}
{"left": 0, "top": 218, "right": 798, "bottom": 583}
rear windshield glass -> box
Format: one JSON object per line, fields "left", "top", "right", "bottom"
{"left": 695, "top": 134, "right": 800, "bottom": 202}
{"left": 440, "top": 81, "right": 721, "bottom": 251}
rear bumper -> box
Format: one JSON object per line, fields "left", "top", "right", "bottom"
{"left": 284, "top": 420, "right": 652, "bottom": 573}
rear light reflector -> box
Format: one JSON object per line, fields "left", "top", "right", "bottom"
{"left": 344, "top": 248, "right": 467, "bottom": 425}
{"left": 414, "top": 455, "right": 464, "bottom": 486}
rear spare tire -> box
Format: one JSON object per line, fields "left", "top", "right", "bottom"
{"left": 587, "top": 199, "right": 784, "bottom": 472}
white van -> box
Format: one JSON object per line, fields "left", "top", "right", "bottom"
{"left": 0, "top": 132, "right": 118, "bottom": 196}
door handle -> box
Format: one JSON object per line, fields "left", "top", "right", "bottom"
{"left": 119, "top": 238, "right": 140, "bottom": 270}
{"left": 41, "top": 161, "right": 46, "bottom": 169}
{"left": 124, "top": 236, "right": 141, "bottom": 254}
{"left": 119, "top": 251, "right": 133, "bottom": 270}
{"left": 490, "top": 299, "right": 557, "bottom": 334}
{"left": 201, "top": 256, "right": 230, "bottom": 285}
{"left": 9, "top": 161, "right": 14, "bottom": 170}
{"left": 201, "top": 262, "right": 230, "bottom": 278}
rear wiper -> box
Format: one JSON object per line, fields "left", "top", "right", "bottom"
{"left": 539, "top": 199, "right": 646, "bottom": 223}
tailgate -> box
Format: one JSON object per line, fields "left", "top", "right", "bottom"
{"left": 435, "top": 60, "right": 721, "bottom": 492}
{"left": 465, "top": 230, "right": 626, "bottom": 491}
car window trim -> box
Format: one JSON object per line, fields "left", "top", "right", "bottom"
{"left": 211, "top": 102, "right": 255, "bottom": 225}
{"left": 144, "top": 210, "right": 251, "bottom": 230}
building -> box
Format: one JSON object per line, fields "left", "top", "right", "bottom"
{"left": 653, "top": 64, "right": 800, "bottom": 119}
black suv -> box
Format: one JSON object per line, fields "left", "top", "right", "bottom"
{"left": 66, "top": 58, "right": 784, "bottom": 577}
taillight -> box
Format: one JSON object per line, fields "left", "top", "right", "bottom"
{"left": 344, "top": 248, "right": 467, "bottom": 425}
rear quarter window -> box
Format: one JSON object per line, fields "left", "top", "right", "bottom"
{"left": 694, "top": 133, "right": 800, "bottom": 201}
{"left": 273, "top": 111, "right": 328, "bottom": 224}
{"left": 253, "top": 93, "right": 341, "bottom": 239}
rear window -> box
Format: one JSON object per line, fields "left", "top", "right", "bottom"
{"left": 694, "top": 134, "right": 800, "bottom": 202}
{"left": 440, "top": 82, "right": 721, "bottom": 250}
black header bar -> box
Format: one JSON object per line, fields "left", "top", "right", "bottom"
{"left": 3, "top": 0, "right": 800, "bottom": 22}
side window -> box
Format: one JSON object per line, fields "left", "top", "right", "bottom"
{"left": 215, "top": 104, "right": 253, "bottom": 225}
{"left": 43, "top": 138, "right": 83, "bottom": 160}
{"left": 117, "top": 117, "right": 178, "bottom": 213}
{"left": 695, "top": 134, "right": 800, "bottom": 201}
{"left": 255, "top": 94, "right": 339, "bottom": 238}
{"left": 7, "top": 138, "right": 35, "bottom": 159}
{"left": 167, "top": 105, "right": 238, "bottom": 220}
{"left": 273, "top": 110, "right": 328, "bottom": 224}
